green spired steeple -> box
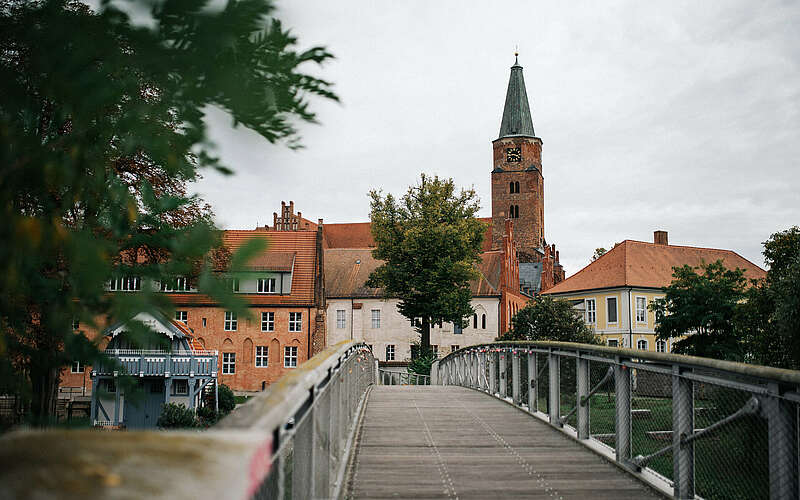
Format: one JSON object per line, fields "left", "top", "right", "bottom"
{"left": 498, "top": 53, "right": 535, "bottom": 138}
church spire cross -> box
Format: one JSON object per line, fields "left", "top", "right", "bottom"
{"left": 498, "top": 53, "right": 535, "bottom": 138}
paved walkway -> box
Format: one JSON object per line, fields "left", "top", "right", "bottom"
{"left": 346, "top": 386, "right": 660, "bottom": 499}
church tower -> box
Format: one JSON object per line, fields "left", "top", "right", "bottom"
{"left": 490, "top": 54, "right": 545, "bottom": 262}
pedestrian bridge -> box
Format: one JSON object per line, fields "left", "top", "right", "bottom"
{"left": 2, "top": 341, "right": 799, "bottom": 499}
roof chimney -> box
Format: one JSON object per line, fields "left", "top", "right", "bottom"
{"left": 654, "top": 230, "right": 668, "bottom": 245}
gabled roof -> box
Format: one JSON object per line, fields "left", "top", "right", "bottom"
{"left": 169, "top": 229, "right": 317, "bottom": 306}
{"left": 245, "top": 251, "right": 295, "bottom": 272}
{"left": 324, "top": 218, "right": 495, "bottom": 252}
{"left": 323, "top": 222, "right": 374, "bottom": 249}
{"left": 324, "top": 248, "right": 501, "bottom": 298}
{"left": 543, "top": 240, "right": 766, "bottom": 295}
{"left": 103, "top": 311, "right": 188, "bottom": 339}
{"left": 498, "top": 56, "right": 535, "bottom": 139}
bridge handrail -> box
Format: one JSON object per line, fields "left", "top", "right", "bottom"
{"left": 441, "top": 341, "right": 800, "bottom": 386}
{"left": 0, "top": 340, "right": 375, "bottom": 500}
{"left": 436, "top": 340, "right": 800, "bottom": 500}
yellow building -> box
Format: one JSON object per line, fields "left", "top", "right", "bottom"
{"left": 542, "top": 231, "right": 766, "bottom": 352}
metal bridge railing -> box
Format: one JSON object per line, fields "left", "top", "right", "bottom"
{"left": 434, "top": 341, "right": 800, "bottom": 500}
{"left": 378, "top": 369, "right": 430, "bottom": 386}
{"left": 0, "top": 340, "right": 375, "bottom": 500}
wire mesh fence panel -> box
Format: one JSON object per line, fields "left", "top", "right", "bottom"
{"left": 589, "top": 359, "right": 616, "bottom": 449}
{"left": 560, "top": 355, "right": 577, "bottom": 428}
{"left": 630, "top": 367, "right": 674, "bottom": 485}
{"left": 313, "top": 385, "right": 332, "bottom": 499}
{"left": 521, "top": 353, "right": 530, "bottom": 407}
{"left": 291, "top": 407, "right": 314, "bottom": 500}
{"left": 536, "top": 352, "right": 549, "bottom": 414}
{"left": 692, "top": 379, "right": 770, "bottom": 500}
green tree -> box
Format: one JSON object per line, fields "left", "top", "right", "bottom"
{"left": 367, "top": 174, "right": 485, "bottom": 353}
{"left": 651, "top": 261, "right": 748, "bottom": 360}
{"left": 591, "top": 247, "right": 607, "bottom": 262}
{"left": 740, "top": 227, "right": 800, "bottom": 369}
{"left": 500, "top": 295, "right": 600, "bottom": 344}
{"left": 0, "top": 0, "right": 336, "bottom": 422}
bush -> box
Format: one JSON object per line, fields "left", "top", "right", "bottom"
{"left": 157, "top": 403, "right": 197, "bottom": 429}
{"left": 218, "top": 384, "right": 236, "bottom": 414}
{"left": 196, "top": 405, "right": 220, "bottom": 427}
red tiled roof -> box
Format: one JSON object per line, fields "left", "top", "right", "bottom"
{"left": 245, "top": 252, "right": 295, "bottom": 272}
{"left": 543, "top": 240, "right": 766, "bottom": 294}
{"left": 324, "top": 248, "right": 500, "bottom": 298}
{"left": 169, "top": 319, "right": 208, "bottom": 352}
{"left": 169, "top": 229, "right": 317, "bottom": 306}
{"left": 323, "top": 222, "right": 374, "bottom": 249}
{"left": 324, "top": 218, "right": 494, "bottom": 251}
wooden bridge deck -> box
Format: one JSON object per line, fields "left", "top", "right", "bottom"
{"left": 346, "top": 386, "right": 661, "bottom": 499}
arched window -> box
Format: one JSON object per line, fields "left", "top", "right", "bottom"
{"left": 509, "top": 205, "right": 519, "bottom": 218}
{"left": 656, "top": 340, "right": 668, "bottom": 353}
{"left": 473, "top": 314, "right": 478, "bottom": 328}
{"left": 514, "top": 181, "right": 520, "bottom": 193}
{"left": 509, "top": 181, "right": 515, "bottom": 193}
{"left": 637, "top": 339, "right": 648, "bottom": 350}
{"left": 481, "top": 314, "right": 486, "bottom": 329}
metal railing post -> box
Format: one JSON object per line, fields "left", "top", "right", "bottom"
{"left": 577, "top": 355, "right": 589, "bottom": 439}
{"left": 765, "top": 383, "right": 798, "bottom": 500}
{"left": 512, "top": 350, "right": 521, "bottom": 405}
{"left": 672, "top": 365, "right": 694, "bottom": 499}
{"left": 528, "top": 351, "right": 537, "bottom": 412}
{"left": 615, "top": 359, "right": 631, "bottom": 465}
{"left": 472, "top": 351, "right": 478, "bottom": 388}
{"left": 489, "top": 351, "right": 497, "bottom": 394}
{"left": 479, "top": 351, "right": 486, "bottom": 390}
{"left": 548, "top": 351, "right": 560, "bottom": 425}
{"left": 499, "top": 350, "right": 507, "bottom": 398}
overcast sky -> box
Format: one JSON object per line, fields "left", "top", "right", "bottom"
{"left": 193, "top": 0, "right": 799, "bottom": 276}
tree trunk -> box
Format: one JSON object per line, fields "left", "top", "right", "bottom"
{"left": 421, "top": 317, "right": 431, "bottom": 352}
{"left": 29, "top": 365, "right": 60, "bottom": 425}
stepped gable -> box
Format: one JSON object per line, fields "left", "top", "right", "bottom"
{"left": 544, "top": 239, "right": 766, "bottom": 294}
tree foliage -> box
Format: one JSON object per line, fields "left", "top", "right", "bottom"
{"left": 740, "top": 227, "right": 800, "bottom": 369}
{"left": 501, "top": 295, "right": 600, "bottom": 344}
{"left": 0, "top": 0, "right": 336, "bottom": 420}
{"left": 651, "top": 261, "right": 748, "bottom": 360}
{"left": 367, "top": 174, "right": 485, "bottom": 350}
{"left": 591, "top": 247, "right": 607, "bottom": 262}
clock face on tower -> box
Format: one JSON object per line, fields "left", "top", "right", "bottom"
{"left": 506, "top": 147, "right": 522, "bottom": 163}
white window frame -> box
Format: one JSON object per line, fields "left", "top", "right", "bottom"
{"left": 261, "top": 311, "right": 274, "bottom": 332}
{"left": 72, "top": 319, "right": 80, "bottom": 330}
{"left": 585, "top": 298, "right": 596, "bottom": 324}
{"left": 386, "top": 344, "right": 395, "bottom": 361}
{"left": 606, "top": 338, "right": 619, "bottom": 348}
{"left": 175, "top": 310, "right": 188, "bottom": 324}
{"left": 431, "top": 345, "right": 439, "bottom": 358}
{"left": 255, "top": 346, "right": 268, "bottom": 367}
{"left": 605, "top": 296, "right": 618, "bottom": 325}
{"left": 336, "top": 310, "right": 346, "bottom": 329}
{"left": 222, "top": 353, "right": 236, "bottom": 374}
{"left": 109, "top": 276, "right": 140, "bottom": 291}
{"left": 371, "top": 309, "right": 381, "bottom": 329}
{"left": 161, "top": 277, "right": 189, "bottom": 292}
{"left": 451, "top": 345, "right": 459, "bottom": 353}
{"left": 71, "top": 361, "right": 83, "bottom": 373}
{"left": 224, "top": 311, "right": 237, "bottom": 331}
{"left": 172, "top": 379, "right": 189, "bottom": 396}
{"left": 656, "top": 340, "right": 668, "bottom": 353}
{"left": 227, "top": 278, "right": 240, "bottom": 292}
{"left": 635, "top": 296, "right": 648, "bottom": 324}
{"left": 289, "top": 312, "right": 302, "bottom": 332}
{"left": 257, "top": 278, "right": 276, "bottom": 294}
{"left": 284, "top": 346, "right": 298, "bottom": 368}
{"left": 637, "top": 338, "right": 648, "bottom": 351}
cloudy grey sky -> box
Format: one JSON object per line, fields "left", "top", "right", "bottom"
{"left": 194, "top": 0, "right": 799, "bottom": 276}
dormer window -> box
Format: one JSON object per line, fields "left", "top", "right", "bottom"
{"left": 226, "top": 278, "right": 240, "bottom": 292}
{"left": 257, "top": 278, "right": 276, "bottom": 293}
{"left": 161, "top": 276, "right": 189, "bottom": 292}
{"left": 109, "top": 276, "right": 140, "bottom": 291}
